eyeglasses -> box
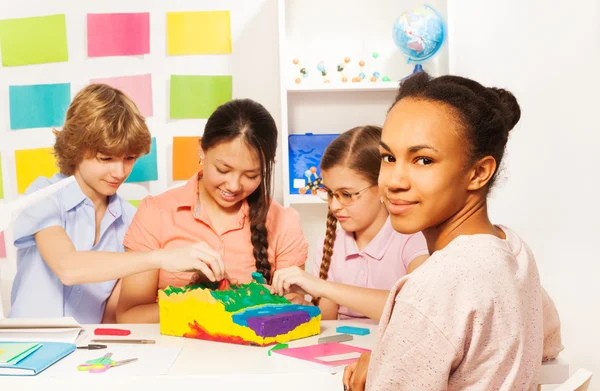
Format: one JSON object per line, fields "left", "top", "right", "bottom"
{"left": 316, "top": 184, "right": 376, "bottom": 206}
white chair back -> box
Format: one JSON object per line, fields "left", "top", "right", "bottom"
{"left": 554, "top": 369, "right": 593, "bottom": 391}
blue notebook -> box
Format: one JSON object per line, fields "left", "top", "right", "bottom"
{"left": 0, "top": 342, "right": 75, "bottom": 376}
{"left": 288, "top": 133, "right": 339, "bottom": 194}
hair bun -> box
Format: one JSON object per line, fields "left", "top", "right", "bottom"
{"left": 489, "top": 87, "right": 521, "bottom": 131}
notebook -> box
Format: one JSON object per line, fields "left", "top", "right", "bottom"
{"left": 0, "top": 343, "right": 41, "bottom": 364}
{"left": 0, "top": 342, "right": 76, "bottom": 376}
{"left": 288, "top": 133, "right": 339, "bottom": 194}
{"left": 272, "top": 342, "right": 370, "bottom": 374}
{"left": 0, "top": 317, "right": 82, "bottom": 344}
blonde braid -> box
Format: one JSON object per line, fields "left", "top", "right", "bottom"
{"left": 312, "top": 211, "right": 337, "bottom": 305}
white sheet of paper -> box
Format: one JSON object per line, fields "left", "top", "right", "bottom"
{"left": 43, "top": 345, "right": 182, "bottom": 377}
{"left": 0, "top": 317, "right": 81, "bottom": 329}
{"left": 0, "top": 328, "right": 82, "bottom": 344}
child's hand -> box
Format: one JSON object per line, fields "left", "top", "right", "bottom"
{"left": 270, "top": 266, "right": 324, "bottom": 298}
{"left": 156, "top": 242, "right": 225, "bottom": 282}
{"left": 284, "top": 293, "right": 313, "bottom": 306}
{"left": 343, "top": 352, "right": 371, "bottom": 391}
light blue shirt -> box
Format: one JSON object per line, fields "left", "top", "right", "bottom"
{"left": 9, "top": 173, "right": 137, "bottom": 324}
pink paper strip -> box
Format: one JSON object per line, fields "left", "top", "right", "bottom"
{"left": 274, "top": 343, "right": 370, "bottom": 367}
{"left": 87, "top": 13, "right": 150, "bottom": 57}
{"left": 90, "top": 74, "right": 153, "bottom": 117}
{"left": 0, "top": 231, "right": 6, "bottom": 258}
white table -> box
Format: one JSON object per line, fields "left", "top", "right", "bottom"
{"left": 2, "top": 320, "right": 569, "bottom": 390}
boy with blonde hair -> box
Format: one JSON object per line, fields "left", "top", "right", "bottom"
{"left": 10, "top": 84, "right": 225, "bottom": 323}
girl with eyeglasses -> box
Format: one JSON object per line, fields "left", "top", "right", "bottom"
{"left": 273, "top": 125, "right": 429, "bottom": 321}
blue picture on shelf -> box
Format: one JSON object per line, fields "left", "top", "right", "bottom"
{"left": 288, "top": 133, "right": 339, "bottom": 195}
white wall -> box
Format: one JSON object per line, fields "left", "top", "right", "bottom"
{"left": 449, "top": 0, "right": 600, "bottom": 386}
{"left": 0, "top": 0, "right": 282, "bottom": 315}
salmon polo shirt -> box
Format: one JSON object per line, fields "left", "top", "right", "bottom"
{"left": 123, "top": 172, "right": 309, "bottom": 289}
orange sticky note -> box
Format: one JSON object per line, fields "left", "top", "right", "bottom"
{"left": 172, "top": 137, "right": 201, "bottom": 180}
{"left": 15, "top": 147, "right": 58, "bottom": 194}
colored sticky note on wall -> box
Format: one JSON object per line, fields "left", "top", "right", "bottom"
{"left": 15, "top": 148, "right": 58, "bottom": 194}
{"left": 173, "top": 137, "right": 201, "bottom": 180}
{"left": 90, "top": 74, "right": 153, "bottom": 117}
{"left": 170, "top": 75, "right": 232, "bottom": 119}
{"left": 0, "top": 155, "right": 4, "bottom": 199}
{"left": 87, "top": 13, "right": 150, "bottom": 57}
{"left": 0, "top": 14, "right": 68, "bottom": 66}
{"left": 166, "top": 11, "right": 231, "bottom": 55}
{"left": 127, "top": 200, "right": 140, "bottom": 208}
{"left": 126, "top": 138, "right": 157, "bottom": 183}
{"left": 9, "top": 83, "right": 70, "bottom": 130}
{"left": 0, "top": 232, "right": 6, "bottom": 258}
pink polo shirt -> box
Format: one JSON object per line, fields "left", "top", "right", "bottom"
{"left": 312, "top": 218, "right": 428, "bottom": 320}
{"left": 123, "top": 172, "right": 309, "bottom": 288}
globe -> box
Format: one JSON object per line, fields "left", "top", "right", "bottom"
{"left": 392, "top": 5, "right": 445, "bottom": 63}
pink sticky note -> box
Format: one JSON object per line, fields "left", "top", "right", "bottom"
{"left": 0, "top": 232, "right": 6, "bottom": 258}
{"left": 87, "top": 13, "right": 150, "bottom": 57}
{"left": 90, "top": 74, "right": 153, "bottom": 117}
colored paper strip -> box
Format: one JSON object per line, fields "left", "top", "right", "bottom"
{"left": 87, "top": 13, "right": 150, "bottom": 57}
{"left": 127, "top": 200, "right": 140, "bottom": 208}
{"left": 170, "top": 75, "right": 232, "bottom": 119}
{"left": 126, "top": 138, "right": 157, "bottom": 183}
{"left": 0, "top": 232, "right": 5, "bottom": 258}
{"left": 90, "top": 74, "right": 153, "bottom": 117}
{"left": 172, "top": 136, "right": 201, "bottom": 180}
{"left": 166, "top": 11, "right": 231, "bottom": 55}
{"left": 0, "top": 14, "right": 68, "bottom": 66}
{"left": 15, "top": 147, "right": 58, "bottom": 194}
{"left": 9, "top": 83, "right": 70, "bottom": 130}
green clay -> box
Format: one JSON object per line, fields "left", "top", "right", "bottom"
{"left": 162, "top": 281, "right": 290, "bottom": 312}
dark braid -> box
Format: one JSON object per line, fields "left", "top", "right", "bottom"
{"left": 249, "top": 178, "right": 271, "bottom": 282}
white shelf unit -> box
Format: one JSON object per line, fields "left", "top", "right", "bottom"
{"left": 286, "top": 82, "right": 400, "bottom": 93}
{"left": 277, "top": 0, "right": 449, "bottom": 208}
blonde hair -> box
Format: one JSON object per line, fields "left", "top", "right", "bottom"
{"left": 53, "top": 84, "right": 151, "bottom": 175}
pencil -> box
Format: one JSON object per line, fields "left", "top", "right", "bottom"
{"left": 90, "top": 339, "right": 155, "bottom": 344}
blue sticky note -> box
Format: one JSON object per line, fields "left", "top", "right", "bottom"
{"left": 9, "top": 83, "right": 70, "bottom": 130}
{"left": 335, "top": 326, "right": 370, "bottom": 336}
{"left": 126, "top": 137, "right": 158, "bottom": 183}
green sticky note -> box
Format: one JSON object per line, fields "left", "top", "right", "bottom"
{"left": 268, "top": 343, "right": 288, "bottom": 356}
{"left": 128, "top": 200, "right": 140, "bottom": 208}
{"left": 0, "top": 14, "right": 68, "bottom": 66}
{"left": 0, "top": 155, "right": 4, "bottom": 199}
{"left": 170, "top": 75, "right": 232, "bottom": 119}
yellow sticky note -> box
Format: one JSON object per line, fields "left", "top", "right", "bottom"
{"left": 15, "top": 147, "right": 59, "bottom": 194}
{"left": 167, "top": 11, "right": 232, "bottom": 55}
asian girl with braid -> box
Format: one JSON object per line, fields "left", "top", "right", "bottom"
{"left": 275, "top": 126, "right": 429, "bottom": 322}
{"left": 116, "top": 99, "right": 308, "bottom": 323}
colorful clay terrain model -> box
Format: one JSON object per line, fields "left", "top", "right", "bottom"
{"left": 158, "top": 279, "right": 321, "bottom": 346}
